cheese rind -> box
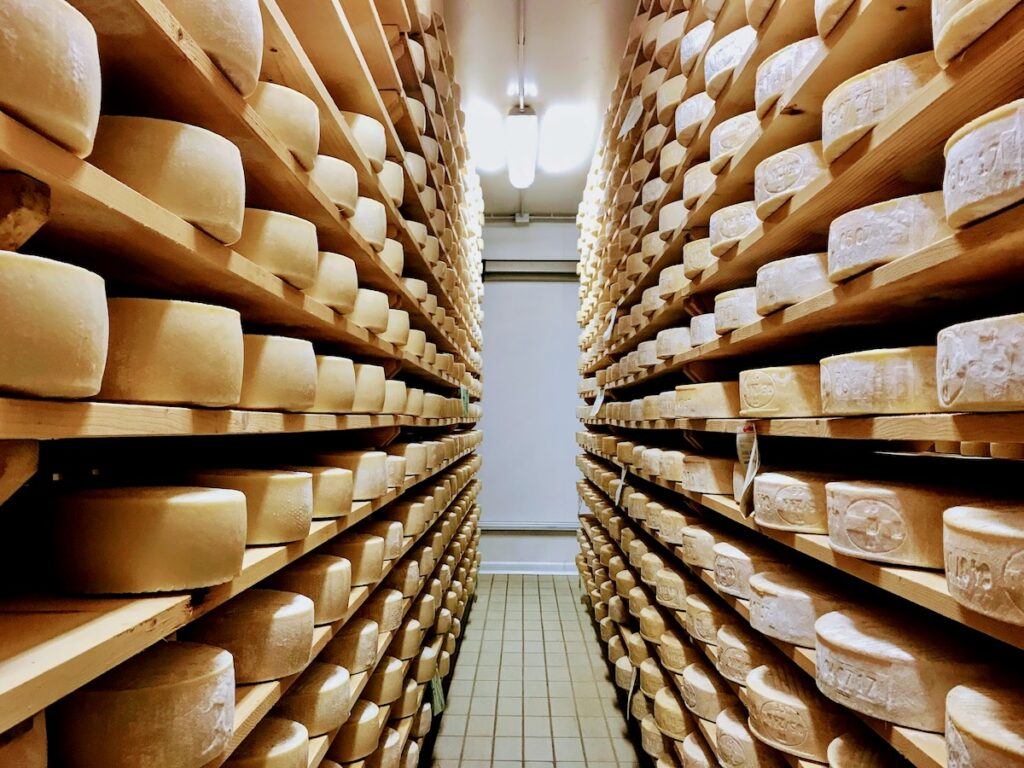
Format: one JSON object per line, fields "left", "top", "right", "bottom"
{"left": 716, "top": 706, "right": 784, "bottom": 768}
{"left": 352, "top": 197, "right": 387, "bottom": 252}
{"left": 248, "top": 82, "right": 320, "bottom": 170}
{"left": 308, "top": 252, "right": 358, "bottom": 313}
{"left": 276, "top": 663, "right": 351, "bottom": 736}
{"left": 827, "top": 192, "right": 950, "bottom": 281}
{"left": 239, "top": 334, "right": 317, "bottom": 411}
{"left": 323, "top": 618, "right": 380, "bottom": 671}
{"left": 0, "top": 0, "right": 102, "bottom": 157}
{"left": 755, "top": 142, "right": 827, "bottom": 219}
{"left": 822, "top": 53, "right": 939, "bottom": 163}
{"left": 235, "top": 208, "right": 318, "bottom": 289}
{"left": 190, "top": 468, "right": 313, "bottom": 544}
{"left": 755, "top": 252, "right": 829, "bottom": 313}
{"left": 675, "top": 382, "right": 740, "bottom": 418}
{"left": 0, "top": 252, "right": 108, "bottom": 398}
{"left": 740, "top": 365, "right": 821, "bottom": 417}
{"left": 379, "top": 160, "right": 405, "bottom": 206}
{"left": 755, "top": 37, "right": 826, "bottom": 118}
{"left": 709, "top": 201, "right": 758, "bottom": 256}
{"left": 933, "top": 0, "right": 1023, "bottom": 65}
{"left": 163, "top": 0, "right": 263, "bottom": 96}
{"left": 683, "top": 162, "right": 715, "bottom": 207}
{"left": 681, "top": 661, "right": 735, "bottom": 721}
{"left": 310, "top": 356, "right": 356, "bottom": 414}
{"left": 680, "top": 21, "right": 714, "bottom": 75}
{"left": 342, "top": 112, "right": 386, "bottom": 172}
{"left": 101, "top": 298, "right": 243, "bottom": 406}
{"left": 690, "top": 314, "right": 720, "bottom": 346}
{"left": 675, "top": 92, "right": 715, "bottom": 145}
{"left": 705, "top": 26, "right": 757, "bottom": 99}
{"left": 55, "top": 486, "right": 247, "bottom": 594}
{"left": 753, "top": 471, "right": 829, "bottom": 532}
{"left": 316, "top": 451, "right": 388, "bottom": 500}
{"left": 714, "top": 287, "right": 760, "bottom": 332}
{"left": 713, "top": 540, "right": 781, "bottom": 598}
{"left": 816, "top": 0, "right": 856, "bottom": 35}
{"left": 938, "top": 314, "right": 1024, "bottom": 411}
{"left": 269, "top": 554, "right": 352, "bottom": 625}
{"left": 946, "top": 684, "right": 1024, "bottom": 767}
{"left": 225, "top": 718, "right": 308, "bottom": 768}
{"left": 311, "top": 155, "right": 359, "bottom": 217}
{"left": 91, "top": 116, "right": 245, "bottom": 244}
{"left": 657, "top": 327, "right": 692, "bottom": 359}
{"left": 710, "top": 111, "right": 759, "bottom": 173}
{"left": 683, "top": 238, "right": 715, "bottom": 278}
{"left": 345, "top": 289, "right": 390, "bottom": 334}
{"left": 53, "top": 641, "right": 234, "bottom": 768}
{"left": 820, "top": 346, "right": 941, "bottom": 415}
{"left": 352, "top": 364, "right": 387, "bottom": 413}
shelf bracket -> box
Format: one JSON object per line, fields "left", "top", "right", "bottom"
{"left": 0, "top": 440, "right": 39, "bottom": 507}
{"left": 0, "top": 173, "right": 50, "bottom": 251}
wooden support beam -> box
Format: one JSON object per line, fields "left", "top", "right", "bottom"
{"left": 0, "top": 173, "right": 50, "bottom": 252}
{"left": 0, "top": 441, "right": 39, "bottom": 507}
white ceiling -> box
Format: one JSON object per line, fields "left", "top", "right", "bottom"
{"left": 446, "top": 0, "right": 634, "bottom": 216}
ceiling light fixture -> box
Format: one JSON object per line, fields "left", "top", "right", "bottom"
{"left": 506, "top": 0, "right": 538, "bottom": 190}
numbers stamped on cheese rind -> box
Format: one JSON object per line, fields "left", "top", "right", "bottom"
{"left": 757, "top": 700, "right": 810, "bottom": 747}
{"left": 817, "top": 647, "right": 889, "bottom": 709}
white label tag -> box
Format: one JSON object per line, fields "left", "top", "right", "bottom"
{"left": 602, "top": 307, "right": 617, "bottom": 341}
{"left": 626, "top": 666, "right": 639, "bottom": 716}
{"left": 619, "top": 98, "right": 643, "bottom": 139}
{"left": 613, "top": 464, "right": 628, "bottom": 506}
{"left": 590, "top": 389, "right": 605, "bottom": 418}
{"left": 736, "top": 425, "right": 760, "bottom": 518}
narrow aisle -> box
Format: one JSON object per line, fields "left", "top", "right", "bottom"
{"left": 432, "top": 574, "right": 642, "bottom": 767}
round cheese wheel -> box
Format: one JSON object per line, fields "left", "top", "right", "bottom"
{"left": 675, "top": 92, "right": 714, "bottom": 146}
{"left": 938, "top": 313, "right": 1024, "bottom": 411}
{"left": 352, "top": 196, "right": 387, "bottom": 251}
{"left": 946, "top": 683, "right": 1024, "bottom": 766}
{"left": 239, "top": 334, "right": 317, "bottom": 411}
{"left": 312, "top": 155, "right": 359, "bottom": 216}
{"left": 316, "top": 450, "right": 388, "bottom": 499}
{"left": 680, "top": 21, "right": 714, "bottom": 76}
{"left": 351, "top": 363, "right": 387, "bottom": 413}
{"left": 413, "top": 702, "right": 433, "bottom": 737}
{"left": 307, "top": 251, "right": 358, "bottom": 313}
{"left": 755, "top": 252, "right": 829, "bottom": 314}
{"left": 91, "top": 116, "right": 245, "bottom": 244}
{"left": 407, "top": 153, "right": 428, "bottom": 191}
{"left": 0, "top": 0, "right": 101, "bottom": 156}
{"left": 286, "top": 464, "right": 352, "bottom": 520}
{"left": 366, "top": 727, "right": 401, "bottom": 768}
{"left": 186, "top": 589, "right": 314, "bottom": 683}
{"left": 101, "top": 298, "right": 243, "bottom": 406}
{"left": 705, "top": 26, "right": 756, "bottom": 99}
{"left": 190, "top": 468, "right": 313, "bottom": 544}
{"left": 276, "top": 663, "right": 352, "bottom": 736}
{"left": 323, "top": 618, "right": 380, "bottom": 672}
{"left": 752, "top": 470, "right": 829, "bottom": 532}
{"left": 740, "top": 365, "right": 821, "bottom": 419}
{"left": 53, "top": 641, "right": 234, "bottom": 768}
{"left": 681, "top": 525, "right": 721, "bottom": 569}
{"left": 365, "top": 656, "right": 406, "bottom": 704}
{"left": 710, "top": 110, "right": 759, "bottom": 173}
{"left": 820, "top": 346, "right": 940, "bottom": 415}
{"left": 162, "top": 0, "right": 263, "bottom": 96}
{"left": 234, "top": 208, "right": 318, "bottom": 289}
{"left": 681, "top": 661, "right": 735, "bottom": 721}
{"left": 225, "top": 717, "right": 308, "bottom": 768}
{"left": 684, "top": 593, "right": 729, "bottom": 645}
{"left": 248, "top": 82, "right": 320, "bottom": 170}
{"left": 411, "top": 642, "right": 440, "bottom": 683}
{"left": 406, "top": 95, "right": 426, "bottom": 133}
{"left": 681, "top": 731, "right": 717, "bottom": 767}
{"left": 54, "top": 486, "right": 246, "bottom": 594}
{"left": 710, "top": 202, "right": 759, "bottom": 256}
{"left": 659, "top": 630, "right": 696, "bottom": 672}
{"left": 754, "top": 142, "right": 827, "bottom": 220}
{"left": 342, "top": 112, "right": 386, "bottom": 172}
{"left": 269, "top": 554, "right": 352, "bottom": 624}
{"left": 815, "top": 608, "right": 990, "bottom": 730}
{"left": 715, "top": 706, "right": 784, "bottom": 768}
{"left": 381, "top": 309, "right": 411, "bottom": 346}
{"left": 389, "top": 617, "right": 424, "bottom": 658}
{"left": 309, "top": 355, "right": 356, "bottom": 413}
{"left": 816, "top": 0, "right": 856, "bottom": 35}
{"left": 934, "top": 0, "right": 1022, "bottom": 65}
{"left": 381, "top": 238, "right": 404, "bottom": 274}
{"left": 714, "top": 286, "right": 760, "bottom": 332}
{"left": 641, "top": 656, "right": 669, "bottom": 697}
{"left": 749, "top": 571, "right": 847, "bottom": 648}
{"left": 655, "top": 685, "right": 693, "bottom": 740}
{"left": 346, "top": 288, "right": 391, "bottom": 333}
{"left": 0, "top": 251, "right": 107, "bottom": 398}
{"left": 755, "top": 37, "right": 825, "bottom": 118}
{"left": 379, "top": 160, "right": 405, "bottom": 207}
{"left": 715, "top": 623, "right": 771, "bottom": 684}
{"left": 826, "top": 730, "right": 907, "bottom": 766}
{"left": 641, "top": 713, "right": 672, "bottom": 757}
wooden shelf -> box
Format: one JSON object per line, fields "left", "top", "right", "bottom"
{"left": 0, "top": 448, "right": 478, "bottom": 732}
{"left": 203, "top": 473, "right": 478, "bottom": 766}
{"left": 579, "top": 447, "right": 1024, "bottom": 652}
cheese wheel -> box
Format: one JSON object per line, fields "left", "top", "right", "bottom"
{"left": 822, "top": 53, "right": 938, "bottom": 163}
{"left": 163, "top": 0, "right": 263, "bottom": 96}
{"left": 352, "top": 197, "right": 387, "bottom": 251}
{"left": 946, "top": 684, "right": 1024, "bottom": 767}
{"left": 661, "top": 200, "right": 689, "bottom": 236}
{"left": 816, "top": 0, "right": 856, "bottom": 34}
{"left": 404, "top": 386, "right": 424, "bottom": 415}
{"left": 405, "top": 329, "right": 427, "bottom": 358}
{"left": 747, "top": 0, "right": 779, "bottom": 25}
{"left": 661, "top": 508, "right": 695, "bottom": 544}
{"left": 714, "top": 287, "right": 760, "bottom": 333}
{"left": 658, "top": 263, "right": 689, "bottom": 297}
{"left": 750, "top": 571, "right": 845, "bottom": 647}
{"left": 411, "top": 642, "right": 440, "bottom": 683}
{"left": 235, "top": 208, "right": 319, "bottom": 289}
{"left": 716, "top": 622, "right": 772, "bottom": 684}
{"left": 380, "top": 311, "right": 411, "bottom": 350}
{"left": 938, "top": 314, "right": 1024, "bottom": 411}
{"left": 684, "top": 594, "right": 729, "bottom": 644}
{"left": 683, "top": 238, "right": 715, "bottom": 279}
{"left": 934, "top": 0, "right": 1022, "bottom": 65}
{"left": 311, "top": 155, "right": 359, "bottom": 216}
{"left": 323, "top": 618, "right": 380, "bottom": 671}
{"left": 0, "top": 252, "right": 108, "bottom": 398}
{"left": 248, "top": 82, "right": 320, "bottom": 170}
{"left": 820, "top": 346, "right": 941, "bottom": 415}
{"left": 715, "top": 706, "right": 785, "bottom": 768}
{"left": 308, "top": 251, "right": 358, "bottom": 313}
{"left": 329, "top": 700, "right": 382, "bottom": 762}
{"left": 276, "top": 663, "right": 352, "bottom": 736}
{"left": 752, "top": 470, "right": 829, "bottom": 532}
{"left": 827, "top": 479, "right": 976, "bottom": 567}
{"left": 657, "top": 327, "right": 692, "bottom": 360}
{"left": 406, "top": 95, "right": 426, "bottom": 134}
{"left": 381, "top": 238, "right": 404, "bottom": 274}
{"left": 681, "top": 732, "right": 717, "bottom": 767}
{"left": 101, "top": 298, "right": 243, "bottom": 406}
{"left": 660, "top": 629, "right": 696, "bottom": 673}
{"left": 657, "top": 73, "right": 689, "bottom": 126}
{"left": 316, "top": 450, "right": 388, "bottom": 500}
{"left": 713, "top": 540, "right": 783, "bottom": 598}
{"left": 309, "top": 356, "right": 356, "bottom": 413}
{"left": 239, "top": 334, "right": 317, "bottom": 411}
{"left": 269, "top": 554, "right": 352, "bottom": 624}
{"left": 705, "top": 26, "right": 757, "bottom": 99}
{"left": 54, "top": 486, "right": 246, "bottom": 594}
{"left": 754, "top": 252, "right": 829, "bottom": 314}
{"left": 186, "top": 589, "right": 314, "bottom": 682}
{"left": 661, "top": 140, "right": 687, "bottom": 180}
{"left": 365, "top": 727, "right": 401, "bottom": 768}
{"left": 740, "top": 365, "right": 821, "bottom": 417}
{"left": 682, "top": 525, "right": 721, "bottom": 569}
{"left": 945, "top": 503, "right": 1024, "bottom": 624}
{"left": 346, "top": 288, "right": 391, "bottom": 333}
{"left": 655, "top": 11, "right": 690, "bottom": 67}
{"left": 655, "top": 685, "right": 694, "bottom": 740}
{"left": 681, "top": 661, "right": 735, "bottom": 721}
{"left": 680, "top": 21, "right": 714, "bottom": 75}
{"left": 755, "top": 37, "right": 825, "bottom": 118}
{"left": 827, "top": 191, "right": 949, "bottom": 281}
{"left": 676, "top": 92, "right": 715, "bottom": 145}
{"left": 709, "top": 201, "right": 758, "bottom": 255}
{"left": 641, "top": 714, "right": 672, "bottom": 756}
{"left": 53, "top": 641, "right": 234, "bottom": 768}
{"left": 407, "top": 153, "right": 428, "bottom": 191}
{"left": 342, "top": 112, "right": 386, "bottom": 172}
{"left": 0, "top": 711, "right": 45, "bottom": 767}
{"left": 755, "top": 142, "right": 827, "bottom": 219}
{"left": 0, "top": 0, "right": 101, "bottom": 156}
{"left": 710, "top": 111, "right": 759, "bottom": 173}
{"left": 379, "top": 160, "right": 405, "bottom": 207}
{"left": 815, "top": 608, "right": 991, "bottom": 730}
{"left": 91, "top": 116, "right": 245, "bottom": 244}
{"left": 826, "top": 731, "right": 908, "bottom": 766}
{"left": 644, "top": 178, "right": 670, "bottom": 210}
{"left": 690, "top": 313, "right": 720, "bottom": 347}
{"left": 191, "top": 468, "right": 312, "bottom": 544}
{"left": 352, "top": 363, "right": 387, "bottom": 413}
{"left": 365, "top": 655, "right": 406, "bottom": 703}
{"left": 674, "top": 382, "right": 740, "bottom": 418}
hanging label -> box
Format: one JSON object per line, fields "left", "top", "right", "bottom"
{"left": 460, "top": 386, "right": 470, "bottom": 416}
{"left": 430, "top": 671, "right": 446, "bottom": 713}
{"left": 626, "top": 666, "right": 640, "bottom": 717}
{"left": 613, "top": 464, "right": 628, "bottom": 506}
{"left": 590, "top": 389, "right": 605, "bottom": 418}
{"left": 602, "top": 307, "right": 618, "bottom": 341}
{"left": 736, "top": 424, "right": 761, "bottom": 518}
{"left": 619, "top": 97, "right": 643, "bottom": 139}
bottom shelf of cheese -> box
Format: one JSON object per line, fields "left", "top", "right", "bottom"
{"left": 574, "top": 460, "right": 1021, "bottom": 768}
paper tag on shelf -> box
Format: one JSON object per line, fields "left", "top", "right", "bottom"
{"left": 590, "top": 389, "right": 605, "bottom": 418}
{"left": 626, "top": 666, "right": 639, "bottom": 717}
{"left": 460, "top": 386, "right": 470, "bottom": 416}
{"left": 602, "top": 307, "right": 617, "bottom": 341}
{"left": 430, "top": 671, "right": 446, "bottom": 713}
{"left": 736, "top": 424, "right": 760, "bottom": 518}
{"left": 619, "top": 97, "right": 643, "bottom": 139}
{"left": 613, "top": 464, "right": 628, "bottom": 506}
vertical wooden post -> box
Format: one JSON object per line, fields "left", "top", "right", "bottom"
{"left": 0, "top": 173, "right": 51, "bottom": 252}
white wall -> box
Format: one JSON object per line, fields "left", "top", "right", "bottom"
{"left": 478, "top": 222, "right": 580, "bottom": 574}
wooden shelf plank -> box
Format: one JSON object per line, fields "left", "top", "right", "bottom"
{"left": 0, "top": 448, "right": 478, "bottom": 732}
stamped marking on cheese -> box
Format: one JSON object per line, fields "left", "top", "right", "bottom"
{"left": 818, "top": 647, "right": 890, "bottom": 709}
{"left": 742, "top": 371, "right": 777, "bottom": 409}
{"left": 719, "top": 647, "right": 752, "bottom": 679}
{"left": 759, "top": 700, "right": 809, "bottom": 747}
{"left": 774, "top": 484, "right": 817, "bottom": 526}
{"left": 838, "top": 497, "right": 908, "bottom": 553}
{"left": 717, "top": 733, "right": 746, "bottom": 766}
{"left": 714, "top": 555, "right": 740, "bottom": 588}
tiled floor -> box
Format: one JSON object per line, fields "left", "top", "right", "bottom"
{"left": 432, "top": 573, "right": 641, "bottom": 768}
